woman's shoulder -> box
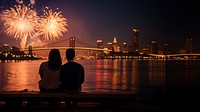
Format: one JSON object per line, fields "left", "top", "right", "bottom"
{"left": 40, "top": 61, "right": 48, "bottom": 66}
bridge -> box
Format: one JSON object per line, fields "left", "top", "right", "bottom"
{"left": 2, "top": 37, "right": 200, "bottom": 60}
{"left": 22, "top": 37, "right": 200, "bottom": 60}
{"left": 149, "top": 53, "right": 200, "bottom": 57}
{"left": 26, "top": 46, "right": 111, "bottom": 52}
{"left": 148, "top": 53, "right": 200, "bottom": 59}
{"left": 24, "top": 37, "right": 112, "bottom": 52}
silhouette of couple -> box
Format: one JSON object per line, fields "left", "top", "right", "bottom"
{"left": 38, "top": 48, "right": 85, "bottom": 92}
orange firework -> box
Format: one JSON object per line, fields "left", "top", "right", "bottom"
{"left": 1, "top": 5, "right": 39, "bottom": 50}
{"left": 39, "top": 9, "right": 68, "bottom": 41}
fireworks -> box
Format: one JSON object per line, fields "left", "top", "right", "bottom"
{"left": 1, "top": 5, "right": 39, "bottom": 50}
{"left": 1, "top": 5, "right": 68, "bottom": 50}
{"left": 39, "top": 10, "right": 67, "bottom": 41}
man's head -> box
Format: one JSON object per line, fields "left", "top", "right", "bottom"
{"left": 66, "top": 48, "right": 75, "bottom": 61}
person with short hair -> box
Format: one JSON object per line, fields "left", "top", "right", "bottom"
{"left": 60, "top": 48, "right": 85, "bottom": 91}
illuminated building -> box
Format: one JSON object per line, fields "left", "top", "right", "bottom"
{"left": 117, "top": 46, "right": 120, "bottom": 52}
{"left": 186, "top": 38, "right": 193, "bottom": 53}
{"left": 1, "top": 44, "right": 11, "bottom": 52}
{"left": 11, "top": 46, "right": 20, "bottom": 52}
{"left": 163, "top": 43, "right": 169, "bottom": 55}
{"left": 97, "top": 39, "right": 103, "bottom": 49}
{"left": 142, "top": 47, "right": 150, "bottom": 54}
{"left": 0, "top": 44, "right": 29, "bottom": 60}
{"left": 163, "top": 43, "right": 174, "bottom": 55}
{"left": 133, "top": 28, "right": 139, "bottom": 53}
{"left": 112, "top": 37, "right": 118, "bottom": 52}
{"left": 96, "top": 39, "right": 103, "bottom": 58}
{"left": 123, "top": 42, "right": 128, "bottom": 53}
{"left": 107, "top": 42, "right": 113, "bottom": 50}
{"left": 149, "top": 41, "right": 158, "bottom": 54}
{"left": 128, "top": 44, "right": 133, "bottom": 53}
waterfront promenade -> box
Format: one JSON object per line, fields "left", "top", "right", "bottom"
{"left": 0, "top": 84, "right": 200, "bottom": 112}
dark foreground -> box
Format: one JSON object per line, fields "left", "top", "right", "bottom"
{"left": 0, "top": 89, "right": 200, "bottom": 112}
{"left": 0, "top": 100, "right": 199, "bottom": 112}
{"left": 0, "top": 96, "right": 200, "bottom": 112}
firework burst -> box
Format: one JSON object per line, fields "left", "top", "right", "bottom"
{"left": 1, "top": 5, "right": 68, "bottom": 49}
{"left": 39, "top": 9, "right": 67, "bottom": 41}
{"left": 1, "top": 5, "right": 39, "bottom": 50}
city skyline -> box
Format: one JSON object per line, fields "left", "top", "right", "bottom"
{"left": 0, "top": 0, "right": 200, "bottom": 50}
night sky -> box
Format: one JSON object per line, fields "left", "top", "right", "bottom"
{"left": 1, "top": 0, "right": 200, "bottom": 50}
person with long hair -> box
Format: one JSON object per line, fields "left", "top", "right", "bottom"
{"left": 38, "top": 49, "right": 62, "bottom": 92}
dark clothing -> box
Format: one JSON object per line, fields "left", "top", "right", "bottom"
{"left": 39, "top": 85, "right": 61, "bottom": 93}
{"left": 60, "top": 62, "right": 85, "bottom": 91}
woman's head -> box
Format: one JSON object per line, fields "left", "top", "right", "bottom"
{"left": 48, "top": 49, "right": 62, "bottom": 70}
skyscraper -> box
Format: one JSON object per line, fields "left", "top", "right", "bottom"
{"left": 149, "top": 41, "right": 158, "bottom": 54}
{"left": 112, "top": 37, "right": 118, "bottom": 52}
{"left": 96, "top": 39, "right": 103, "bottom": 58}
{"left": 186, "top": 38, "right": 193, "bottom": 53}
{"left": 133, "top": 28, "right": 139, "bottom": 53}
{"left": 97, "top": 39, "right": 103, "bottom": 49}
{"left": 107, "top": 42, "right": 113, "bottom": 50}
{"left": 123, "top": 42, "right": 128, "bottom": 53}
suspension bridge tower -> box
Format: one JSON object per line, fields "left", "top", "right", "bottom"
{"left": 28, "top": 46, "right": 33, "bottom": 56}
{"left": 69, "top": 37, "right": 75, "bottom": 48}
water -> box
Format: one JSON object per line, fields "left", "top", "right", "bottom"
{"left": 1, "top": 59, "right": 200, "bottom": 101}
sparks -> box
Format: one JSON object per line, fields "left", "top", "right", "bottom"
{"left": 1, "top": 5, "right": 39, "bottom": 50}
{"left": 39, "top": 10, "right": 67, "bottom": 41}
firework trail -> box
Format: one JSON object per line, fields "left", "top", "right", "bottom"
{"left": 1, "top": 5, "right": 39, "bottom": 50}
{"left": 39, "top": 9, "right": 68, "bottom": 41}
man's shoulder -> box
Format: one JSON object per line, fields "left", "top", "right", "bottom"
{"left": 61, "top": 63, "right": 68, "bottom": 68}
{"left": 61, "top": 62, "right": 72, "bottom": 68}
{"left": 62, "top": 62, "right": 83, "bottom": 68}
{"left": 74, "top": 62, "right": 84, "bottom": 67}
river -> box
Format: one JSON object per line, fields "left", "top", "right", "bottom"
{"left": 1, "top": 59, "right": 200, "bottom": 101}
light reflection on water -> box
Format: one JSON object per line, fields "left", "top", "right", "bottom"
{"left": 0, "top": 59, "right": 200, "bottom": 94}
{"left": 0, "top": 60, "right": 41, "bottom": 91}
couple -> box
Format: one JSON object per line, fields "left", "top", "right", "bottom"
{"left": 38, "top": 48, "right": 84, "bottom": 92}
